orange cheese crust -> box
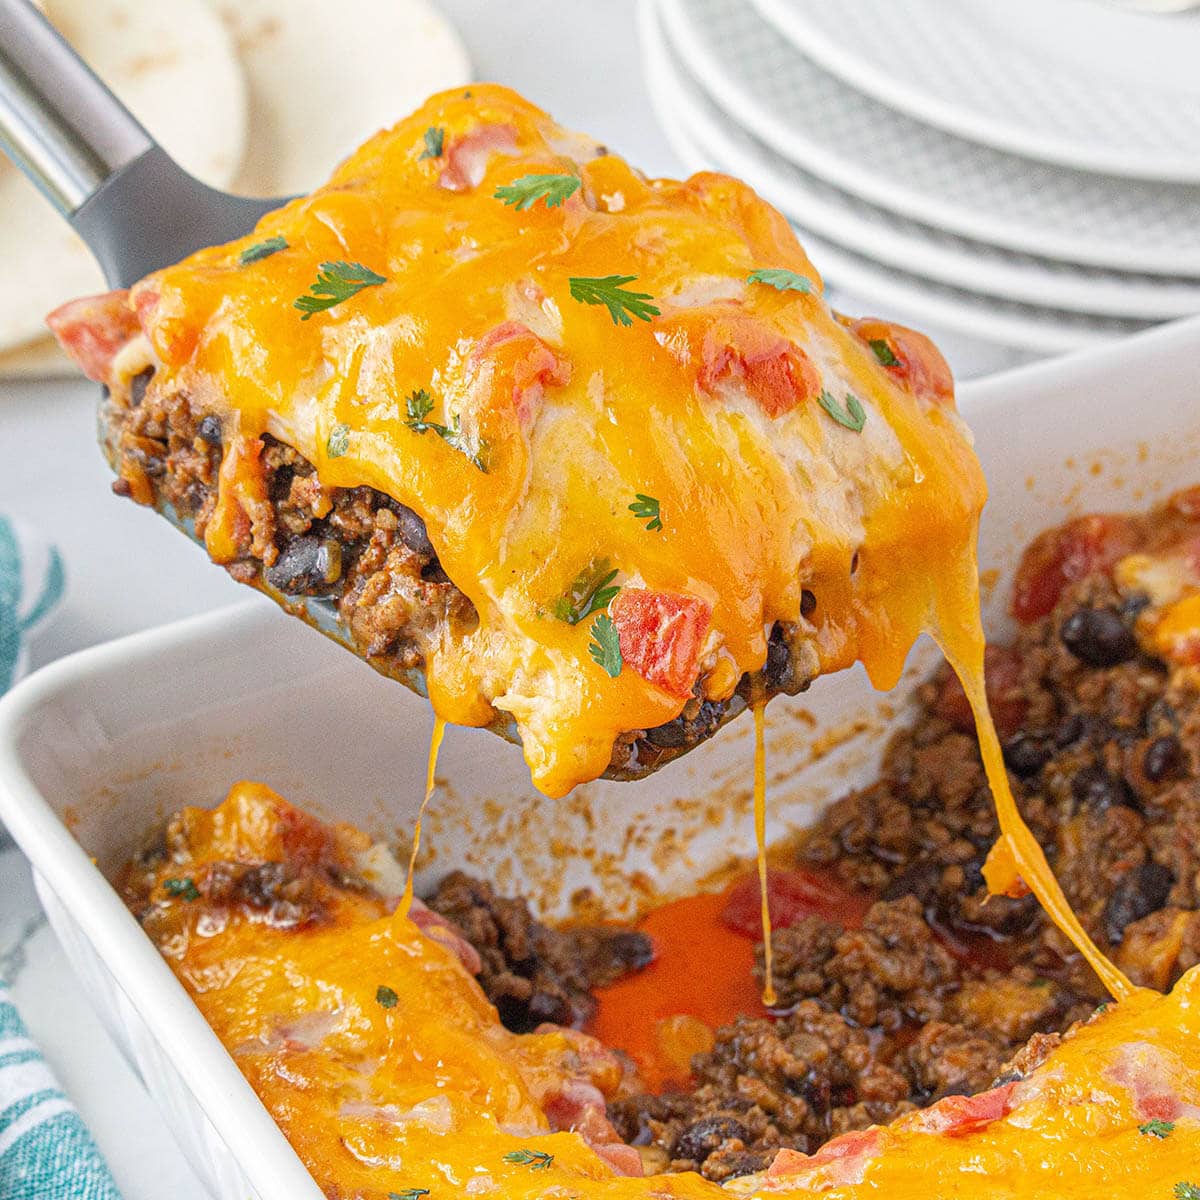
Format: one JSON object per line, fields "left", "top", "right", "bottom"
{"left": 101, "top": 84, "right": 984, "bottom": 798}
{"left": 124, "top": 783, "right": 1200, "bottom": 1200}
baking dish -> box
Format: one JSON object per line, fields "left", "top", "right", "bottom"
{"left": 1, "top": 314, "right": 1199, "bottom": 1199}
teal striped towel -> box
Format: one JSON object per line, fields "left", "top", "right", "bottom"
{"left": 0, "top": 513, "right": 66, "bottom": 695}
{"left": 0, "top": 984, "right": 121, "bottom": 1199}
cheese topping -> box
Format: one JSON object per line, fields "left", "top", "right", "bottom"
{"left": 131, "top": 83, "right": 986, "bottom": 800}
{"left": 129, "top": 783, "right": 1200, "bottom": 1199}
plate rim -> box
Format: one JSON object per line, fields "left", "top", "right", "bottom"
{"left": 749, "top": 0, "right": 1200, "bottom": 184}
{"left": 657, "top": 0, "right": 1200, "bottom": 276}
{"left": 649, "top": 2, "right": 1200, "bottom": 320}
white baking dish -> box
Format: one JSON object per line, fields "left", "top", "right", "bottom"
{"left": 1, "top": 314, "right": 1200, "bottom": 1199}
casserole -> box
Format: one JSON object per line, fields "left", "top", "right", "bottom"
{"left": 2, "top": 315, "right": 1199, "bottom": 1197}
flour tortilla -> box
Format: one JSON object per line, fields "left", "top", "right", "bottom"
{"left": 216, "top": 0, "right": 470, "bottom": 196}
{"left": 0, "top": 0, "right": 246, "bottom": 363}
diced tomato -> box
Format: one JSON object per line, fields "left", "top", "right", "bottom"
{"left": 721, "top": 867, "right": 873, "bottom": 937}
{"left": 931, "top": 644, "right": 1026, "bottom": 739}
{"left": 593, "top": 1143, "right": 644, "bottom": 1177}
{"left": 768, "top": 1129, "right": 883, "bottom": 1182}
{"left": 1011, "top": 514, "right": 1136, "bottom": 622}
{"left": 438, "top": 122, "right": 519, "bottom": 192}
{"left": 468, "top": 320, "right": 570, "bottom": 428}
{"left": 45, "top": 290, "right": 140, "bottom": 383}
{"left": 609, "top": 589, "right": 710, "bottom": 698}
{"left": 698, "top": 315, "right": 821, "bottom": 419}
{"left": 908, "top": 1081, "right": 1016, "bottom": 1136}
{"left": 850, "top": 318, "right": 954, "bottom": 407}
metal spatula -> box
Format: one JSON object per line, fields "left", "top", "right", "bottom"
{"left": 0, "top": 0, "right": 279, "bottom": 286}
{"left": 0, "top": 0, "right": 728, "bottom": 784}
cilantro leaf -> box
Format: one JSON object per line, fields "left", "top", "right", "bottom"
{"left": 1139, "top": 1119, "right": 1174, "bottom": 1138}
{"left": 629, "top": 493, "right": 662, "bottom": 532}
{"left": 376, "top": 985, "right": 399, "bottom": 1009}
{"left": 295, "top": 261, "right": 386, "bottom": 320}
{"left": 746, "top": 268, "right": 813, "bottom": 294}
{"left": 494, "top": 173, "right": 581, "bottom": 211}
{"left": 239, "top": 236, "right": 288, "bottom": 266}
{"left": 403, "top": 389, "right": 488, "bottom": 472}
{"left": 1174, "top": 1185, "right": 1200, "bottom": 1200}
{"left": 163, "top": 877, "right": 200, "bottom": 902}
{"left": 420, "top": 126, "right": 445, "bottom": 160}
{"left": 868, "top": 337, "right": 900, "bottom": 367}
{"left": 327, "top": 423, "right": 351, "bottom": 458}
{"left": 588, "top": 613, "right": 623, "bottom": 678}
{"left": 389, "top": 1191, "right": 430, "bottom": 1200}
{"left": 568, "top": 274, "right": 660, "bottom": 326}
{"left": 503, "top": 1148, "right": 554, "bottom": 1171}
{"left": 817, "top": 388, "right": 867, "bottom": 433}
{"left": 554, "top": 561, "right": 620, "bottom": 624}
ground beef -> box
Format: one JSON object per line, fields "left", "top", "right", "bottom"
{"left": 98, "top": 373, "right": 818, "bottom": 777}
{"left": 425, "top": 870, "right": 653, "bottom": 1032}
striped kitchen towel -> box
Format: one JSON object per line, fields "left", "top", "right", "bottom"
{"left": 0, "top": 983, "right": 121, "bottom": 1199}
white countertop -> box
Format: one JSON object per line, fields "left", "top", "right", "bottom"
{"left": 0, "top": 3, "right": 1034, "bottom": 1197}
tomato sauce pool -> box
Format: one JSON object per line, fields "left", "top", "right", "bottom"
{"left": 588, "top": 868, "right": 873, "bottom": 1092}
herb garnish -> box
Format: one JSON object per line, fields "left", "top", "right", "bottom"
{"left": 1139, "top": 1119, "right": 1174, "bottom": 1139}
{"left": 239, "top": 236, "right": 288, "bottom": 266}
{"left": 494, "top": 173, "right": 581, "bottom": 211}
{"left": 389, "top": 1191, "right": 430, "bottom": 1200}
{"left": 817, "top": 389, "right": 867, "bottom": 433}
{"left": 629, "top": 493, "right": 663, "bottom": 532}
{"left": 503, "top": 1149, "right": 554, "bottom": 1171}
{"left": 554, "top": 561, "right": 620, "bottom": 625}
{"left": 588, "top": 613, "right": 623, "bottom": 678}
{"left": 327, "top": 423, "right": 350, "bottom": 458}
{"left": 1175, "top": 1185, "right": 1200, "bottom": 1200}
{"left": 746, "top": 268, "right": 813, "bottom": 294}
{"left": 163, "top": 877, "right": 200, "bottom": 902}
{"left": 568, "top": 275, "right": 660, "bottom": 326}
{"left": 419, "top": 126, "right": 445, "bottom": 160}
{"left": 868, "top": 338, "right": 900, "bottom": 367}
{"left": 376, "top": 985, "right": 399, "bottom": 1009}
{"left": 404, "top": 389, "right": 488, "bottom": 472}
{"left": 295, "top": 261, "right": 386, "bottom": 320}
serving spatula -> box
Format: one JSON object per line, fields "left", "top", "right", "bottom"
{"left": 0, "top": 0, "right": 725, "bottom": 782}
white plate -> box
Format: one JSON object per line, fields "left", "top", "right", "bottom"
{"left": 643, "top": 15, "right": 1151, "bottom": 353}
{"left": 3, "top": 310, "right": 1200, "bottom": 1199}
{"left": 657, "top": 0, "right": 1200, "bottom": 277}
{"left": 649, "top": 2, "right": 1200, "bottom": 322}
{"left": 751, "top": 0, "right": 1200, "bottom": 183}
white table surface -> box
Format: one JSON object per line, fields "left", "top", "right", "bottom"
{"left": 0, "top": 3, "right": 1036, "bottom": 1197}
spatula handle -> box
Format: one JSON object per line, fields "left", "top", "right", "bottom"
{"left": 0, "top": 0, "right": 151, "bottom": 216}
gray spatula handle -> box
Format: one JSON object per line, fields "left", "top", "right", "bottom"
{"left": 0, "top": 0, "right": 280, "bottom": 288}
{"left": 0, "top": 0, "right": 150, "bottom": 215}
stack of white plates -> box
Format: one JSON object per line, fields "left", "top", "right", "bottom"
{"left": 640, "top": 0, "right": 1200, "bottom": 355}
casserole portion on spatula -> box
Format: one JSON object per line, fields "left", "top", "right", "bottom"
{"left": 44, "top": 84, "right": 983, "bottom": 798}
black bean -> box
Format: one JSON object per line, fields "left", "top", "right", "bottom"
{"left": 420, "top": 559, "right": 451, "bottom": 585}
{"left": 1143, "top": 734, "right": 1182, "bottom": 783}
{"left": 391, "top": 502, "right": 434, "bottom": 557}
{"left": 197, "top": 414, "right": 223, "bottom": 445}
{"left": 525, "top": 990, "right": 571, "bottom": 1027}
{"left": 674, "top": 1116, "right": 751, "bottom": 1165}
{"left": 800, "top": 589, "right": 817, "bottom": 618}
{"left": 646, "top": 699, "right": 726, "bottom": 748}
{"left": 604, "top": 930, "right": 655, "bottom": 974}
{"left": 1003, "top": 733, "right": 1050, "bottom": 778}
{"left": 1103, "top": 862, "right": 1174, "bottom": 943}
{"left": 762, "top": 623, "right": 793, "bottom": 690}
{"left": 129, "top": 367, "right": 153, "bottom": 406}
{"left": 1060, "top": 606, "right": 1136, "bottom": 667}
{"left": 265, "top": 535, "right": 343, "bottom": 595}
{"left": 1071, "top": 763, "right": 1137, "bottom": 812}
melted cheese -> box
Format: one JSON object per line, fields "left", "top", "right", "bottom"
{"left": 132, "top": 83, "right": 987, "bottom": 800}
{"left": 126, "top": 85, "right": 1130, "bottom": 996}
{"left": 138, "top": 784, "right": 1200, "bottom": 1200}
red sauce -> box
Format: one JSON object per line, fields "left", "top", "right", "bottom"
{"left": 589, "top": 867, "right": 873, "bottom": 1091}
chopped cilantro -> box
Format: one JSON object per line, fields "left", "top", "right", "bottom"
{"left": 554, "top": 561, "right": 620, "bottom": 625}
{"left": 376, "top": 985, "right": 399, "bottom": 1009}
{"left": 588, "top": 613, "right": 622, "bottom": 679}
{"left": 420, "top": 126, "right": 445, "bottom": 160}
{"left": 327, "top": 423, "right": 351, "bottom": 458}
{"left": 503, "top": 1148, "right": 554, "bottom": 1171}
{"left": 163, "top": 877, "right": 199, "bottom": 902}
{"left": 239, "top": 236, "right": 288, "bottom": 266}
{"left": 1139, "top": 1119, "right": 1174, "bottom": 1139}
{"left": 494, "top": 173, "right": 580, "bottom": 211}
{"left": 868, "top": 338, "right": 900, "bottom": 367}
{"left": 629, "top": 493, "right": 663, "bottom": 532}
{"left": 568, "top": 274, "right": 660, "bottom": 326}
{"left": 403, "top": 389, "right": 488, "bottom": 472}
{"left": 817, "top": 388, "right": 867, "bottom": 433}
{"left": 295, "top": 261, "right": 386, "bottom": 320}
{"left": 746, "top": 268, "right": 813, "bottom": 294}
